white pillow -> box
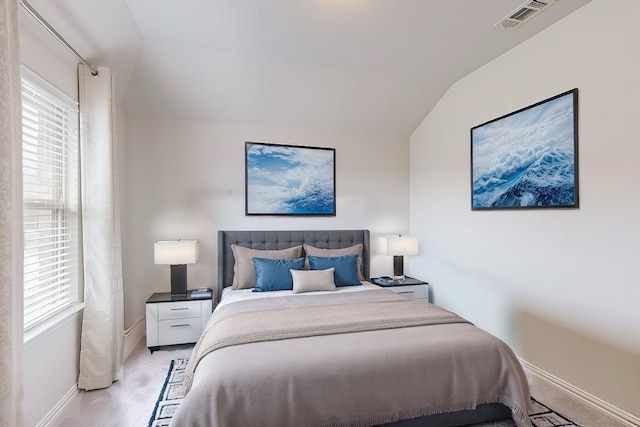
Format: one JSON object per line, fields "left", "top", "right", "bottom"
{"left": 291, "top": 268, "right": 336, "bottom": 294}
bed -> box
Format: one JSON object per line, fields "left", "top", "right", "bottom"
{"left": 170, "top": 230, "right": 531, "bottom": 427}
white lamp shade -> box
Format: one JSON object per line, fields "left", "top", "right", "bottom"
{"left": 154, "top": 240, "right": 199, "bottom": 265}
{"left": 382, "top": 236, "right": 419, "bottom": 256}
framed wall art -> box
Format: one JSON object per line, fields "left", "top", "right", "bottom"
{"left": 471, "top": 88, "right": 579, "bottom": 210}
{"left": 245, "top": 141, "right": 336, "bottom": 216}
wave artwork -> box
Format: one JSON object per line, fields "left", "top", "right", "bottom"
{"left": 471, "top": 89, "right": 578, "bottom": 210}
{"left": 245, "top": 142, "right": 336, "bottom": 215}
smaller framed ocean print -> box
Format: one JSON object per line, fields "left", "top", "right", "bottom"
{"left": 471, "top": 89, "right": 579, "bottom": 210}
{"left": 245, "top": 142, "right": 336, "bottom": 216}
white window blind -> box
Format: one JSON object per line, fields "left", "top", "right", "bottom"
{"left": 22, "top": 67, "right": 80, "bottom": 331}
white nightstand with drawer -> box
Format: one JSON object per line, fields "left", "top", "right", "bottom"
{"left": 371, "top": 277, "right": 430, "bottom": 302}
{"left": 146, "top": 291, "right": 213, "bottom": 352}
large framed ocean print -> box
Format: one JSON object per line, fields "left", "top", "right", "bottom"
{"left": 471, "top": 89, "right": 579, "bottom": 210}
{"left": 245, "top": 141, "right": 336, "bottom": 216}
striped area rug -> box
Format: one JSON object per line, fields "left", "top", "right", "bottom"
{"left": 148, "top": 358, "right": 580, "bottom": 427}
{"left": 148, "top": 359, "right": 188, "bottom": 427}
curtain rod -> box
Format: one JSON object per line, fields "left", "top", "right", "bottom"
{"left": 20, "top": 0, "right": 99, "bottom": 76}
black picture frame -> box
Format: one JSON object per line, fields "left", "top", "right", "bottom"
{"left": 471, "top": 89, "right": 579, "bottom": 210}
{"left": 245, "top": 141, "right": 336, "bottom": 216}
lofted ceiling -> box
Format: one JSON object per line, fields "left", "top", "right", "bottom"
{"left": 22, "top": 0, "right": 591, "bottom": 136}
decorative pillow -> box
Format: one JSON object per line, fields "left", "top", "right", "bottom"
{"left": 303, "top": 244, "right": 364, "bottom": 280}
{"left": 291, "top": 268, "right": 337, "bottom": 294}
{"left": 308, "top": 254, "right": 362, "bottom": 287}
{"left": 253, "top": 257, "right": 305, "bottom": 292}
{"left": 231, "top": 245, "right": 303, "bottom": 289}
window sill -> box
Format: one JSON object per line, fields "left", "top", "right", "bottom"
{"left": 24, "top": 302, "right": 85, "bottom": 347}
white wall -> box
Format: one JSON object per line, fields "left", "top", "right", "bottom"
{"left": 19, "top": 8, "right": 77, "bottom": 100}
{"left": 23, "top": 314, "right": 82, "bottom": 427}
{"left": 409, "top": 0, "right": 639, "bottom": 417}
{"left": 123, "top": 116, "right": 411, "bottom": 327}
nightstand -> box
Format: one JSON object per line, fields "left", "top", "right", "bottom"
{"left": 371, "top": 276, "right": 430, "bottom": 302}
{"left": 146, "top": 291, "right": 213, "bottom": 353}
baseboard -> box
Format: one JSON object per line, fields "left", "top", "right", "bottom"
{"left": 521, "top": 359, "right": 640, "bottom": 427}
{"left": 123, "top": 315, "right": 146, "bottom": 361}
{"left": 35, "top": 317, "right": 146, "bottom": 426}
{"left": 37, "top": 383, "right": 79, "bottom": 427}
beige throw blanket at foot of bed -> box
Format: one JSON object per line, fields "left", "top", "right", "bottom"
{"left": 182, "top": 290, "right": 469, "bottom": 393}
{"left": 174, "top": 290, "right": 532, "bottom": 427}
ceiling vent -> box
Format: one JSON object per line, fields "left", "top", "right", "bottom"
{"left": 496, "top": 0, "right": 557, "bottom": 29}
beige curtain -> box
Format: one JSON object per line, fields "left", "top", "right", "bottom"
{"left": 77, "top": 65, "right": 125, "bottom": 390}
{"left": 0, "top": 0, "right": 24, "bottom": 424}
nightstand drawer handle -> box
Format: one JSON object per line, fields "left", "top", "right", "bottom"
{"left": 397, "top": 291, "right": 415, "bottom": 294}
{"left": 170, "top": 307, "right": 190, "bottom": 311}
{"left": 171, "top": 324, "right": 190, "bottom": 328}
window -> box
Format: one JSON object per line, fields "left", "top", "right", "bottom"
{"left": 22, "top": 67, "right": 80, "bottom": 331}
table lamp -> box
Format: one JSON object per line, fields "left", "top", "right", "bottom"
{"left": 154, "top": 240, "right": 199, "bottom": 295}
{"left": 381, "top": 235, "right": 419, "bottom": 280}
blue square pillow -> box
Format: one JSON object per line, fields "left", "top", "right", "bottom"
{"left": 253, "top": 257, "right": 305, "bottom": 292}
{"left": 308, "top": 254, "right": 362, "bottom": 287}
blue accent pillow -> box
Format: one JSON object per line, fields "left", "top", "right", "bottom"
{"left": 308, "top": 254, "right": 362, "bottom": 287}
{"left": 253, "top": 257, "right": 305, "bottom": 292}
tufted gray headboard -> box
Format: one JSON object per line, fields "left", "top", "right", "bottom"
{"left": 217, "top": 230, "right": 370, "bottom": 300}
